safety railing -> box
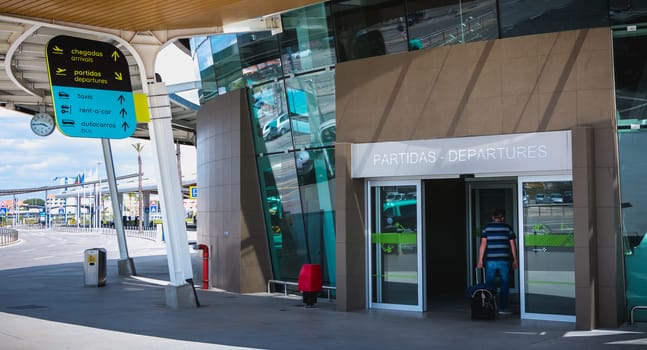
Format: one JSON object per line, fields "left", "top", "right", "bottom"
{"left": 631, "top": 305, "right": 647, "bottom": 324}
{"left": 99, "top": 226, "right": 158, "bottom": 241}
{"left": 0, "top": 228, "right": 19, "bottom": 246}
{"left": 52, "top": 225, "right": 158, "bottom": 241}
{"left": 267, "top": 279, "right": 336, "bottom": 301}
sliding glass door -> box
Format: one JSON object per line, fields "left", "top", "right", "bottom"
{"left": 519, "top": 176, "right": 575, "bottom": 322}
{"left": 368, "top": 180, "right": 424, "bottom": 311}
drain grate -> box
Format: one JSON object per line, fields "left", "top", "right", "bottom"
{"left": 6, "top": 304, "right": 48, "bottom": 310}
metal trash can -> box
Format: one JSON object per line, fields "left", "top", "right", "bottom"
{"left": 84, "top": 248, "right": 107, "bottom": 287}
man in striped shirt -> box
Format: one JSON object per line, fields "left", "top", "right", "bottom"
{"left": 477, "top": 208, "right": 518, "bottom": 315}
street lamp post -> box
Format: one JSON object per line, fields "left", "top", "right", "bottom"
{"left": 53, "top": 176, "right": 70, "bottom": 226}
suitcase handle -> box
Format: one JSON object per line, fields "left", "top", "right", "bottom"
{"left": 475, "top": 267, "right": 486, "bottom": 285}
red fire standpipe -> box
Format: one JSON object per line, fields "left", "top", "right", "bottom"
{"left": 197, "top": 244, "right": 209, "bottom": 289}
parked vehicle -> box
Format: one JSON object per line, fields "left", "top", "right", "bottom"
{"left": 262, "top": 113, "right": 290, "bottom": 141}
{"left": 563, "top": 190, "right": 573, "bottom": 203}
{"left": 535, "top": 193, "right": 545, "bottom": 203}
{"left": 550, "top": 193, "right": 564, "bottom": 203}
{"left": 386, "top": 192, "right": 404, "bottom": 201}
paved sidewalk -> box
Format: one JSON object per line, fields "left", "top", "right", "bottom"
{"left": 1, "top": 229, "right": 646, "bottom": 349}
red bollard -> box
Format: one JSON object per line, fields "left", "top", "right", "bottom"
{"left": 298, "top": 264, "right": 322, "bottom": 307}
{"left": 197, "top": 244, "right": 209, "bottom": 289}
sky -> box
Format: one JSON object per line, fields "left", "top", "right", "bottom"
{"left": 0, "top": 44, "right": 198, "bottom": 202}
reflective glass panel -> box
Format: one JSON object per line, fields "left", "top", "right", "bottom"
{"left": 210, "top": 35, "right": 244, "bottom": 94}
{"left": 249, "top": 81, "right": 293, "bottom": 154}
{"left": 295, "top": 148, "right": 336, "bottom": 285}
{"left": 280, "top": 3, "right": 336, "bottom": 75}
{"left": 258, "top": 153, "right": 309, "bottom": 282}
{"left": 522, "top": 180, "right": 575, "bottom": 316}
{"left": 499, "top": 0, "right": 608, "bottom": 38}
{"left": 332, "top": 0, "right": 408, "bottom": 62}
{"left": 193, "top": 36, "right": 218, "bottom": 101}
{"left": 618, "top": 132, "right": 647, "bottom": 322}
{"left": 613, "top": 33, "right": 647, "bottom": 127}
{"left": 189, "top": 36, "right": 205, "bottom": 57}
{"left": 406, "top": 0, "right": 498, "bottom": 50}
{"left": 284, "top": 70, "right": 336, "bottom": 149}
{"left": 370, "top": 184, "right": 419, "bottom": 306}
{"left": 610, "top": 1, "right": 647, "bottom": 26}
{"left": 238, "top": 32, "right": 283, "bottom": 86}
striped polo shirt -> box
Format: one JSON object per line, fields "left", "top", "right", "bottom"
{"left": 481, "top": 222, "right": 516, "bottom": 261}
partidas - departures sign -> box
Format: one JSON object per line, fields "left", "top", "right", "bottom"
{"left": 45, "top": 35, "right": 136, "bottom": 139}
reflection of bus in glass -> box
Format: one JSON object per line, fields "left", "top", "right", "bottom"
{"left": 266, "top": 194, "right": 284, "bottom": 249}
{"left": 378, "top": 198, "right": 417, "bottom": 254}
{"left": 382, "top": 199, "right": 417, "bottom": 232}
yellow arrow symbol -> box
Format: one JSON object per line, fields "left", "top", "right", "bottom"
{"left": 55, "top": 68, "right": 67, "bottom": 76}
{"left": 52, "top": 45, "right": 64, "bottom": 54}
{"left": 111, "top": 50, "right": 120, "bottom": 61}
{"left": 114, "top": 72, "right": 123, "bottom": 81}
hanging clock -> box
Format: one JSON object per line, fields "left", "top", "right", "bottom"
{"left": 30, "top": 112, "right": 56, "bottom": 136}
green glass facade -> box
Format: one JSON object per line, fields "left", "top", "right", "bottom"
{"left": 191, "top": 1, "right": 647, "bottom": 319}
{"left": 614, "top": 27, "right": 647, "bottom": 322}
{"left": 191, "top": 3, "right": 337, "bottom": 285}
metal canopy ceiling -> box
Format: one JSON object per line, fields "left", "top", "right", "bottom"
{"left": 0, "top": 0, "right": 320, "bottom": 145}
{"left": 0, "top": 0, "right": 321, "bottom": 31}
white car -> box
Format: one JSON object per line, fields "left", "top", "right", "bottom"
{"left": 550, "top": 193, "right": 564, "bottom": 203}
{"left": 262, "top": 113, "right": 290, "bottom": 141}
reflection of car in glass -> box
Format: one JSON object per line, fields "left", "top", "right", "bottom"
{"left": 262, "top": 113, "right": 290, "bottom": 141}
{"left": 320, "top": 119, "right": 336, "bottom": 143}
{"left": 563, "top": 190, "right": 573, "bottom": 203}
{"left": 262, "top": 121, "right": 276, "bottom": 140}
{"left": 266, "top": 195, "right": 283, "bottom": 249}
{"left": 535, "top": 193, "right": 545, "bottom": 203}
{"left": 381, "top": 199, "right": 417, "bottom": 254}
{"left": 276, "top": 113, "right": 290, "bottom": 134}
{"left": 550, "top": 193, "right": 564, "bottom": 203}
{"left": 383, "top": 199, "right": 417, "bottom": 231}
{"left": 267, "top": 196, "right": 282, "bottom": 215}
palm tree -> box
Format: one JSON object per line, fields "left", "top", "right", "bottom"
{"left": 132, "top": 142, "right": 144, "bottom": 235}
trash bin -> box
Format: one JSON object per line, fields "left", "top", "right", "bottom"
{"left": 298, "top": 264, "right": 322, "bottom": 307}
{"left": 84, "top": 248, "right": 106, "bottom": 287}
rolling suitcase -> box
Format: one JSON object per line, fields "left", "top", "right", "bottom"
{"left": 466, "top": 268, "right": 497, "bottom": 320}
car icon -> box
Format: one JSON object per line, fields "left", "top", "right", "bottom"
{"left": 61, "top": 119, "right": 75, "bottom": 126}
{"left": 58, "top": 91, "right": 69, "bottom": 98}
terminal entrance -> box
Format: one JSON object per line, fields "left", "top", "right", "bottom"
{"left": 424, "top": 177, "right": 519, "bottom": 313}
{"left": 368, "top": 176, "right": 575, "bottom": 321}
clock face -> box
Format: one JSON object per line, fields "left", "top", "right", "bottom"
{"left": 30, "top": 112, "right": 56, "bottom": 137}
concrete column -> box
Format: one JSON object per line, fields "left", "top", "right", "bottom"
{"left": 147, "top": 81, "right": 195, "bottom": 308}
{"left": 335, "top": 143, "right": 366, "bottom": 311}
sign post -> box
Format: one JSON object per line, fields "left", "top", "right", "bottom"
{"left": 45, "top": 35, "right": 136, "bottom": 139}
{"left": 46, "top": 35, "right": 136, "bottom": 276}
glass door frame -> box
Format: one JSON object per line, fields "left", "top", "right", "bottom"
{"left": 517, "top": 174, "right": 575, "bottom": 322}
{"left": 466, "top": 179, "right": 519, "bottom": 293}
{"left": 366, "top": 179, "right": 425, "bottom": 312}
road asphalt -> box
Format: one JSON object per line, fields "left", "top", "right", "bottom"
{"left": 1, "top": 228, "right": 646, "bottom": 349}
